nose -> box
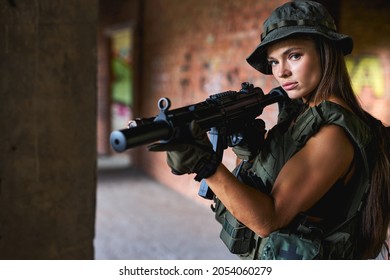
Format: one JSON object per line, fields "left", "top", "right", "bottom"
{"left": 277, "top": 62, "right": 291, "bottom": 78}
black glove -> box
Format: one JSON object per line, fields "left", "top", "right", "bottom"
{"left": 148, "top": 121, "right": 220, "bottom": 181}
{"left": 231, "top": 119, "right": 266, "bottom": 161}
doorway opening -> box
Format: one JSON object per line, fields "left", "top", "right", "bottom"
{"left": 97, "top": 25, "right": 134, "bottom": 169}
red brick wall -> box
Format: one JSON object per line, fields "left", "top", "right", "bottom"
{"left": 102, "top": 0, "right": 390, "bottom": 204}
{"left": 134, "top": 0, "right": 288, "bottom": 204}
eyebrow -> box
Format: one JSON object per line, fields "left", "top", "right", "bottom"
{"left": 267, "top": 47, "right": 304, "bottom": 60}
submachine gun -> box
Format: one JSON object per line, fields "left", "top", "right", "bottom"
{"left": 110, "top": 82, "right": 286, "bottom": 199}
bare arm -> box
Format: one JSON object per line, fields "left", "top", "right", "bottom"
{"left": 206, "top": 124, "right": 354, "bottom": 237}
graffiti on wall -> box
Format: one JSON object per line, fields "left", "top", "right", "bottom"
{"left": 347, "top": 55, "right": 385, "bottom": 98}
{"left": 110, "top": 28, "right": 134, "bottom": 131}
{"left": 346, "top": 54, "right": 389, "bottom": 123}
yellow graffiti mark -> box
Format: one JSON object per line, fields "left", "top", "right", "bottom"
{"left": 346, "top": 56, "right": 385, "bottom": 98}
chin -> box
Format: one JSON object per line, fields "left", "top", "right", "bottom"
{"left": 286, "top": 92, "right": 303, "bottom": 100}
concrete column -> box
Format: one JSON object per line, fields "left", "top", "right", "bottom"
{"left": 0, "top": 0, "right": 98, "bottom": 259}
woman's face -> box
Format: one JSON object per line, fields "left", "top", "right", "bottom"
{"left": 267, "top": 37, "right": 322, "bottom": 102}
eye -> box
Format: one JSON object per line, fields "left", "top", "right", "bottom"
{"left": 289, "top": 53, "right": 302, "bottom": 60}
{"left": 267, "top": 60, "right": 278, "bottom": 67}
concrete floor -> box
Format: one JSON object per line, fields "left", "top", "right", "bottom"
{"left": 94, "top": 156, "right": 237, "bottom": 260}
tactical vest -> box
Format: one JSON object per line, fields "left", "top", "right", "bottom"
{"left": 214, "top": 100, "right": 373, "bottom": 259}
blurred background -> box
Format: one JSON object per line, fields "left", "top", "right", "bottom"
{"left": 0, "top": 0, "right": 389, "bottom": 259}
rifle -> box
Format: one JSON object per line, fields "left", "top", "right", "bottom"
{"left": 110, "top": 82, "right": 286, "bottom": 199}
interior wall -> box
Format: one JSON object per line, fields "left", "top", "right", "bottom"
{"left": 0, "top": 0, "right": 98, "bottom": 259}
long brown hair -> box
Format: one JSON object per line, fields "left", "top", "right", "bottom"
{"left": 313, "top": 35, "right": 390, "bottom": 258}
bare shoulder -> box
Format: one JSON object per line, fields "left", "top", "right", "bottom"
{"left": 312, "top": 124, "right": 352, "bottom": 147}
{"left": 305, "top": 124, "right": 354, "bottom": 167}
{"left": 270, "top": 123, "right": 355, "bottom": 227}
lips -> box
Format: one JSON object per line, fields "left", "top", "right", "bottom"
{"left": 282, "top": 82, "right": 298, "bottom": 91}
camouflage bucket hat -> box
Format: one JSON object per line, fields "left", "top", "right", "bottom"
{"left": 247, "top": 1, "right": 353, "bottom": 74}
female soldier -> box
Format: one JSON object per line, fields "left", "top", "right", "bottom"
{"left": 151, "top": 1, "right": 390, "bottom": 259}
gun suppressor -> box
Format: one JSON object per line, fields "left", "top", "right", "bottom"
{"left": 110, "top": 122, "right": 171, "bottom": 152}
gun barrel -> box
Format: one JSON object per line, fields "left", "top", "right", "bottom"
{"left": 110, "top": 121, "right": 171, "bottom": 152}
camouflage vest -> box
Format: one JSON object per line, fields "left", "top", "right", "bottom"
{"left": 214, "top": 100, "right": 373, "bottom": 259}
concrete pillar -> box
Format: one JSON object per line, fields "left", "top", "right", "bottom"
{"left": 0, "top": 0, "right": 98, "bottom": 259}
